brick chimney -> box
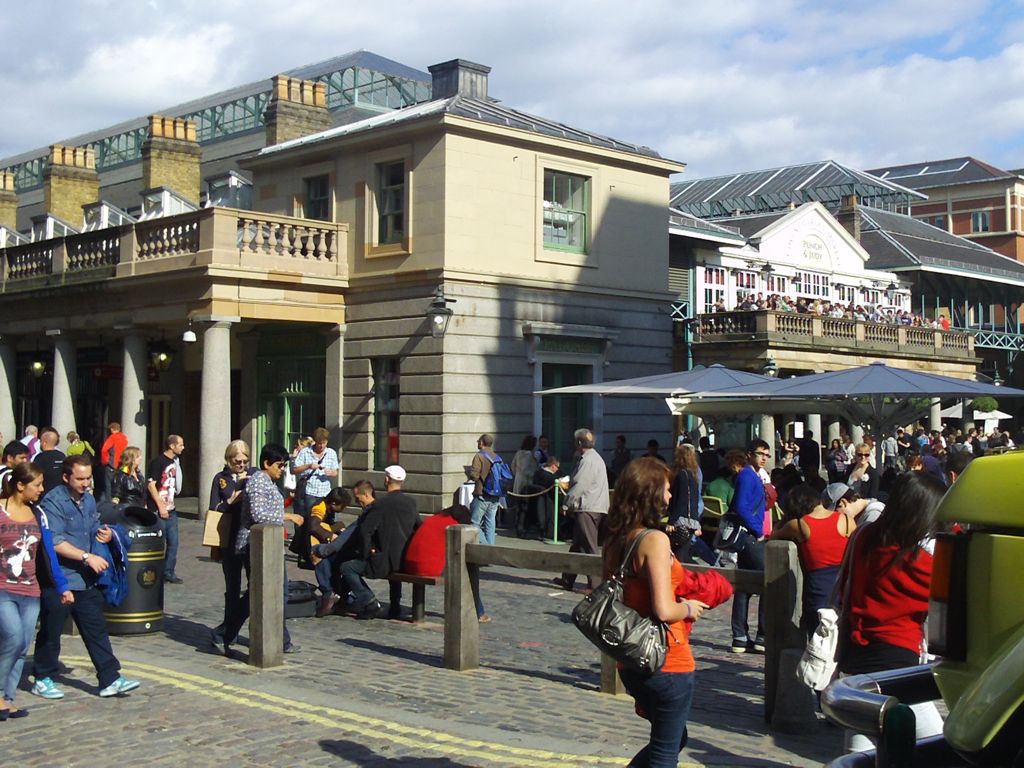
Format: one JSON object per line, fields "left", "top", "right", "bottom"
{"left": 0, "top": 171, "right": 16, "bottom": 231}
{"left": 43, "top": 145, "right": 99, "bottom": 226}
{"left": 427, "top": 59, "right": 490, "bottom": 100}
{"left": 836, "top": 194, "right": 861, "bottom": 241}
{"left": 264, "top": 75, "right": 331, "bottom": 146}
{"left": 142, "top": 115, "right": 202, "bottom": 204}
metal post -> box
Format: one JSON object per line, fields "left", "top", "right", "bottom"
{"left": 876, "top": 703, "right": 916, "bottom": 768}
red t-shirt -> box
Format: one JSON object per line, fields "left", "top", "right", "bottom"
{"left": 0, "top": 506, "right": 42, "bottom": 598}
{"left": 402, "top": 513, "right": 457, "bottom": 578}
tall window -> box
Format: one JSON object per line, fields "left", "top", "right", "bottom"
{"left": 543, "top": 170, "right": 589, "bottom": 252}
{"left": 767, "top": 274, "right": 787, "bottom": 294}
{"left": 795, "top": 270, "right": 829, "bottom": 298}
{"left": 372, "top": 358, "right": 400, "bottom": 469}
{"left": 734, "top": 270, "right": 757, "bottom": 297}
{"left": 972, "top": 211, "right": 991, "bottom": 233}
{"left": 377, "top": 161, "right": 405, "bottom": 244}
{"left": 933, "top": 215, "right": 946, "bottom": 230}
{"left": 836, "top": 284, "right": 856, "bottom": 303}
{"left": 702, "top": 267, "right": 726, "bottom": 312}
{"left": 303, "top": 175, "right": 330, "bottom": 221}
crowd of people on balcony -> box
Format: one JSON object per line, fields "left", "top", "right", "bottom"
{"left": 708, "top": 292, "right": 950, "bottom": 329}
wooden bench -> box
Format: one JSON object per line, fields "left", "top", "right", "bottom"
{"left": 387, "top": 572, "right": 439, "bottom": 622}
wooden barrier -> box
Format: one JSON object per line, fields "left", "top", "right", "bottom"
{"left": 443, "top": 525, "right": 776, "bottom": 698}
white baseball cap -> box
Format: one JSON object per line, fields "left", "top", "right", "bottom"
{"left": 384, "top": 465, "right": 407, "bottom": 482}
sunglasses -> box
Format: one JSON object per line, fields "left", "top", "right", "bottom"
{"left": 857, "top": 453, "right": 871, "bottom": 458}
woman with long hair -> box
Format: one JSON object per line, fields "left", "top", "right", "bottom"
{"left": 771, "top": 484, "right": 855, "bottom": 636}
{"left": 109, "top": 446, "right": 146, "bottom": 508}
{"left": 838, "top": 471, "right": 946, "bottom": 751}
{"left": 667, "top": 444, "right": 715, "bottom": 565}
{"left": 0, "top": 463, "right": 73, "bottom": 720}
{"left": 603, "top": 457, "right": 708, "bottom": 767}
{"left": 826, "top": 439, "right": 848, "bottom": 484}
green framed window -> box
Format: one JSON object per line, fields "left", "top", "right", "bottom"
{"left": 376, "top": 161, "right": 405, "bottom": 244}
{"left": 303, "top": 175, "right": 330, "bottom": 221}
{"left": 372, "top": 357, "right": 400, "bottom": 469}
{"left": 543, "top": 170, "right": 589, "bottom": 252}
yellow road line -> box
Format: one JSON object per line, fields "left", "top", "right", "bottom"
{"left": 64, "top": 656, "right": 708, "bottom": 767}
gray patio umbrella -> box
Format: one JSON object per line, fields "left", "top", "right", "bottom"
{"left": 668, "top": 361, "right": 1024, "bottom": 464}
{"left": 535, "top": 363, "right": 772, "bottom": 396}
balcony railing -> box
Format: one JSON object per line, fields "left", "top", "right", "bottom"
{"left": 0, "top": 207, "right": 348, "bottom": 289}
{"left": 695, "top": 310, "right": 975, "bottom": 359}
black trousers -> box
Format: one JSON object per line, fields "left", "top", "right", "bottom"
{"left": 33, "top": 586, "right": 121, "bottom": 688}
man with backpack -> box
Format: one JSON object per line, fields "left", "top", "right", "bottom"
{"left": 469, "top": 434, "right": 512, "bottom": 545}
{"left": 552, "top": 428, "right": 609, "bottom": 593}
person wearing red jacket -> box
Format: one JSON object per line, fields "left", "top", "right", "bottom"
{"left": 838, "top": 471, "right": 946, "bottom": 753}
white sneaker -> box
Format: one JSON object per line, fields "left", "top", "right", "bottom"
{"left": 99, "top": 676, "right": 140, "bottom": 697}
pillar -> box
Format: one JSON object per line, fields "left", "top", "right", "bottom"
{"left": 0, "top": 342, "right": 15, "bottom": 442}
{"left": 805, "top": 414, "right": 822, "bottom": 444}
{"left": 50, "top": 336, "right": 77, "bottom": 439}
{"left": 238, "top": 332, "right": 259, "bottom": 452}
{"left": 827, "top": 418, "right": 841, "bottom": 446}
{"left": 851, "top": 424, "right": 865, "bottom": 447}
{"left": 759, "top": 414, "right": 775, "bottom": 447}
{"left": 930, "top": 401, "right": 942, "bottom": 432}
{"left": 121, "top": 334, "right": 148, "bottom": 464}
{"left": 324, "top": 324, "right": 345, "bottom": 461}
{"left": 199, "top": 319, "right": 236, "bottom": 514}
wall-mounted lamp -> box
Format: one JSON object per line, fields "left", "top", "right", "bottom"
{"left": 759, "top": 262, "right": 775, "bottom": 276}
{"left": 182, "top": 319, "right": 197, "bottom": 344}
{"left": 884, "top": 281, "right": 898, "bottom": 301}
{"left": 763, "top": 356, "right": 778, "bottom": 377}
{"left": 994, "top": 368, "right": 1003, "bottom": 387}
{"left": 149, "top": 341, "right": 175, "bottom": 371}
{"left": 29, "top": 358, "right": 47, "bottom": 378}
{"left": 425, "top": 285, "right": 456, "bottom": 339}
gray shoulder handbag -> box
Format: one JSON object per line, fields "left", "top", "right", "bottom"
{"left": 571, "top": 528, "right": 668, "bottom": 675}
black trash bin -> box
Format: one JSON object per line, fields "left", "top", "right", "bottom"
{"left": 103, "top": 505, "right": 166, "bottom": 635}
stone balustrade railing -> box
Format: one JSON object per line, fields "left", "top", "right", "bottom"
{"left": 0, "top": 207, "right": 348, "bottom": 287}
{"left": 695, "top": 310, "right": 975, "bottom": 358}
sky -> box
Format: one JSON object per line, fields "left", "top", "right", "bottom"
{"left": 1, "top": 0, "right": 1023, "bottom": 179}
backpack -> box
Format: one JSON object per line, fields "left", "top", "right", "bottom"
{"left": 481, "top": 451, "right": 513, "bottom": 497}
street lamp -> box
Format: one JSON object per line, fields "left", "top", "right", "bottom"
{"left": 149, "top": 341, "right": 175, "bottom": 372}
{"left": 763, "top": 356, "right": 778, "bottom": 377}
{"left": 425, "top": 285, "right": 456, "bottom": 339}
{"left": 29, "top": 359, "right": 46, "bottom": 378}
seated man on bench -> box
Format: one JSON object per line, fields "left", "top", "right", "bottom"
{"left": 312, "top": 480, "right": 375, "bottom": 617}
{"left": 337, "top": 466, "right": 420, "bottom": 620}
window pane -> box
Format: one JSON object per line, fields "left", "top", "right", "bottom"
{"left": 372, "top": 358, "right": 400, "bottom": 469}
{"left": 376, "top": 161, "right": 405, "bottom": 245}
{"left": 543, "top": 170, "right": 589, "bottom": 252}
{"left": 304, "top": 175, "right": 330, "bottom": 221}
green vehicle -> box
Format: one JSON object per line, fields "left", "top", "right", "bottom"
{"left": 823, "top": 451, "right": 1024, "bottom": 767}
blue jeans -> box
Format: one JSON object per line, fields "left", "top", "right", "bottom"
{"left": 0, "top": 592, "right": 40, "bottom": 703}
{"left": 313, "top": 528, "right": 356, "bottom": 595}
{"left": 731, "top": 534, "right": 765, "bottom": 642}
{"left": 162, "top": 509, "right": 179, "bottom": 578}
{"left": 340, "top": 558, "right": 375, "bottom": 608}
{"left": 33, "top": 586, "right": 121, "bottom": 688}
{"left": 470, "top": 496, "right": 500, "bottom": 545}
{"left": 619, "top": 669, "right": 695, "bottom": 767}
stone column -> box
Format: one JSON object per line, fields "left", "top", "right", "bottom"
{"left": 50, "top": 336, "right": 77, "bottom": 439}
{"left": 237, "top": 333, "right": 259, "bottom": 452}
{"left": 199, "top": 319, "right": 236, "bottom": 514}
{"left": 827, "top": 418, "right": 841, "bottom": 446}
{"left": 324, "top": 324, "right": 345, "bottom": 465}
{"left": 806, "top": 414, "right": 822, "bottom": 444}
{"left": 851, "top": 424, "right": 865, "bottom": 447}
{"left": 0, "top": 342, "right": 16, "bottom": 443}
{"left": 121, "top": 334, "right": 148, "bottom": 464}
{"left": 759, "top": 414, "right": 776, "bottom": 447}
{"left": 930, "top": 401, "right": 942, "bottom": 432}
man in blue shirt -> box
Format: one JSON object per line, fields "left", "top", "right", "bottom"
{"left": 31, "top": 454, "right": 140, "bottom": 699}
{"left": 730, "top": 439, "right": 769, "bottom": 654}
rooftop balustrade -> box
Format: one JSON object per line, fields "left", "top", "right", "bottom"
{"left": 0, "top": 207, "right": 348, "bottom": 290}
{"left": 694, "top": 310, "right": 975, "bottom": 359}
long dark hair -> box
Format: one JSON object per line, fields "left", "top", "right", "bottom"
{"left": 603, "top": 457, "right": 671, "bottom": 572}
{"left": 1, "top": 462, "right": 44, "bottom": 500}
{"left": 782, "top": 484, "right": 820, "bottom": 521}
{"left": 873, "top": 471, "right": 945, "bottom": 559}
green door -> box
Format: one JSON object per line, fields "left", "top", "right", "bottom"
{"left": 541, "top": 364, "right": 593, "bottom": 465}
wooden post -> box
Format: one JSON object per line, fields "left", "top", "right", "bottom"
{"left": 250, "top": 523, "right": 284, "bottom": 669}
{"left": 444, "top": 525, "right": 479, "bottom": 671}
{"left": 600, "top": 654, "right": 624, "bottom": 695}
{"left": 763, "top": 540, "right": 803, "bottom": 723}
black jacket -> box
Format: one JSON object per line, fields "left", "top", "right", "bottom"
{"left": 354, "top": 491, "right": 421, "bottom": 579}
{"left": 110, "top": 469, "right": 147, "bottom": 508}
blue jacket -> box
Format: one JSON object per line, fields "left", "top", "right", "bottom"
{"left": 93, "top": 524, "right": 131, "bottom": 607}
{"left": 731, "top": 465, "right": 766, "bottom": 538}
{"left": 34, "top": 508, "right": 71, "bottom": 594}
{"left": 40, "top": 485, "right": 102, "bottom": 591}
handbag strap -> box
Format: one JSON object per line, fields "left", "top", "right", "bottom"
{"left": 615, "top": 528, "right": 657, "bottom": 581}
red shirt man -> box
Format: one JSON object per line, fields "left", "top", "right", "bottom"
{"left": 402, "top": 505, "right": 471, "bottom": 578}
{"left": 100, "top": 422, "right": 128, "bottom": 468}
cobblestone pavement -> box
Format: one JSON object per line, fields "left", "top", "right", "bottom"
{"left": 7, "top": 501, "right": 841, "bottom": 767}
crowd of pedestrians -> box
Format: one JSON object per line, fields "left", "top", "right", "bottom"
{"left": 710, "top": 292, "right": 951, "bottom": 329}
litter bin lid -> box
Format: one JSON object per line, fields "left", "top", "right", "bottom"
{"left": 120, "top": 505, "right": 159, "bottom": 528}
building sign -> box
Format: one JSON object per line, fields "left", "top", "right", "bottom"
{"left": 793, "top": 233, "right": 833, "bottom": 270}
{"left": 536, "top": 338, "right": 606, "bottom": 355}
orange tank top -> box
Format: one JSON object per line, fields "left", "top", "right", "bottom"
{"left": 622, "top": 554, "right": 695, "bottom": 673}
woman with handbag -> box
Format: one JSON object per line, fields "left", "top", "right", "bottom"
{"left": 667, "top": 444, "right": 716, "bottom": 566}
{"left": 603, "top": 457, "right": 708, "bottom": 767}
{"left": 208, "top": 440, "right": 250, "bottom": 653}
{"left": 838, "top": 471, "right": 945, "bottom": 752}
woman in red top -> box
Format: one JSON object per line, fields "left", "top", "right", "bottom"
{"left": 771, "top": 484, "right": 855, "bottom": 636}
{"left": 838, "top": 471, "right": 945, "bottom": 751}
{"left": 603, "top": 457, "right": 708, "bottom": 768}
